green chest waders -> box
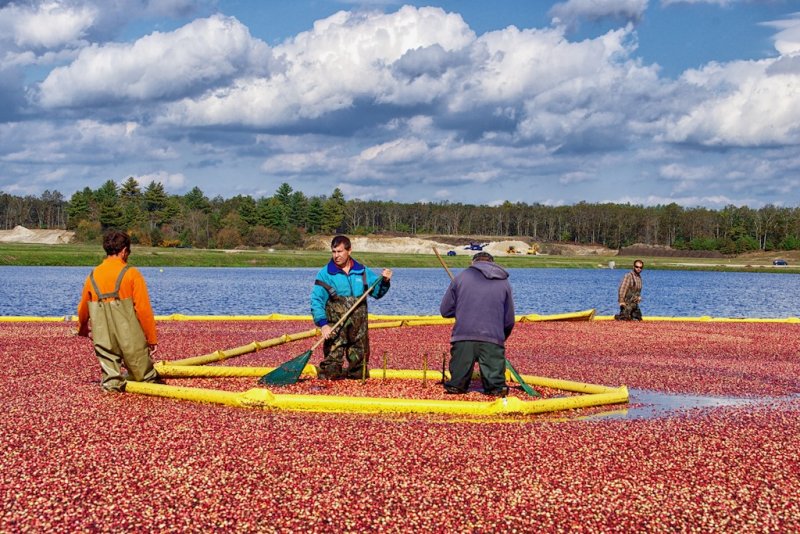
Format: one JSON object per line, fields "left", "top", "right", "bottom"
{"left": 88, "top": 266, "right": 157, "bottom": 389}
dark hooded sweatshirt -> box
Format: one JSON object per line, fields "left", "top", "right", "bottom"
{"left": 440, "top": 261, "right": 515, "bottom": 347}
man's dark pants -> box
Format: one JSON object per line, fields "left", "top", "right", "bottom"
{"left": 615, "top": 302, "right": 642, "bottom": 321}
{"left": 445, "top": 340, "right": 507, "bottom": 394}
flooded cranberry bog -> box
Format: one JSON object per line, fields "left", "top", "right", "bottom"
{"left": 2, "top": 318, "right": 799, "bottom": 531}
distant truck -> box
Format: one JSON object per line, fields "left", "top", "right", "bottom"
{"left": 464, "top": 241, "right": 484, "bottom": 251}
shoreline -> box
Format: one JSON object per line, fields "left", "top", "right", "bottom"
{"left": 2, "top": 242, "right": 799, "bottom": 273}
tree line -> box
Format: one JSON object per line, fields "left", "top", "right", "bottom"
{"left": 3, "top": 178, "right": 800, "bottom": 253}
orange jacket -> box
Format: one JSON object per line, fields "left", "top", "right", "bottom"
{"left": 77, "top": 256, "right": 158, "bottom": 344}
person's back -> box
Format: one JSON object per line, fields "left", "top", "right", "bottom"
{"left": 442, "top": 261, "right": 514, "bottom": 346}
{"left": 77, "top": 230, "right": 160, "bottom": 391}
{"left": 83, "top": 257, "right": 157, "bottom": 341}
{"left": 440, "top": 252, "right": 515, "bottom": 396}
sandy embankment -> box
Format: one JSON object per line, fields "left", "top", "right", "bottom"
{"left": 309, "top": 236, "right": 535, "bottom": 257}
{"left": 0, "top": 225, "right": 74, "bottom": 244}
{"left": 1, "top": 226, "right": 618, "bottom": 258}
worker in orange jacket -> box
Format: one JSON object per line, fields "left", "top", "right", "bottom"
{"left": 77, "top": 230, "right": 161, "bottom": 391}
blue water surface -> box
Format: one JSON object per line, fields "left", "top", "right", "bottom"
{"left": 1, "top": 266, "right": 799, "bottom": 317}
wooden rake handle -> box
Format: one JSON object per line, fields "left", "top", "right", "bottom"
{"left": 432, "top": 247, "right": 455, "bottom": 281}
{"left": 310, "top": 277, "right": 383, "bottom": 351}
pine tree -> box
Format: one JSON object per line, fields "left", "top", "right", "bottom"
{"left": 95, "top": 180, "right": 124, "bottom": 229}
{"left": 275, "top": 182, "right": 293, "bottom": 206}
{"left": 289, "top": 190, "right": 308, "bottom": 228}
{"left": 120, "top": 177, "right": 141, "bottom": 201}
{"left": 261, "top": 197, "right": 288, "bottom": 230}
{"left": 322, "top": 188, "right": 346, "bottom": 233}
{"left": 306, "top": 197, "right": 324, "bottom": 234}
{"left": 66, "top": 188, "right": 93, "bottom": 228}
{"left": 183, "top": 186, "right": 210, "bottom": 212}
{"left": 119, "top": 177, "right": 143, "bottom": 228}
{"left": 94, "top": 180, "right": 119, "bottom": 205}
{"left": 237, "top": 195, "right": 259, "bottom": 226}
{"left": 143, "top": 181, "right": 167, "bottom": 229}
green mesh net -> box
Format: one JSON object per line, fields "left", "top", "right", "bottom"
{"left": 258, "top": 350, "right": 312, "bottom": 386}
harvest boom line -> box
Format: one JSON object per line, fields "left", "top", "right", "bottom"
{"left": 126, "top": 310, "right": 628, "bottom": 416}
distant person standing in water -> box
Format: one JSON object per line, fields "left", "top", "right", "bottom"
{"left": 77, "top": 230, "right": 162, "bottom": 391}
{"left": 615, "top": 260, "right": 644, "bottom": 321}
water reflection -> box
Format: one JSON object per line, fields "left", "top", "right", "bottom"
{"left": 582, "top": 389, "right": 800, "bottom": 421}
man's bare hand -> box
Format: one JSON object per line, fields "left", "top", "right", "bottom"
{"left": 381, "top": 268, "right": 393, "bottom": 281}
{"left": 321, "top": 325, "right": 333, "bottom": 339}
{"left": 148, "top": 344, "right": 158, "bottom": 355}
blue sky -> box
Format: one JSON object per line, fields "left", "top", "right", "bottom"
{"left": 1, "top": 0, "right": 800, "bottom": 209}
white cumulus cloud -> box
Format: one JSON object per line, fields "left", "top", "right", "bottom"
{"left": 0, "top": 1, "right": 97, "bottom": 49}
{"left": 137, "top": 171, "right": 187, "bottom": 192}
{"left": 358, "top": 138, "right": 429, "bottom": 164}
{"left": 762, "top": 13, "right": 800, "bottom": 56}
{"left": 660, "top": 58, "right": 800, "bottom": 147}
{"left": 36, "top": 14, "right": 273, "bottom": 107}
{"left": 162, "top": 6, "right": 475, "bottom": 127}
{"left": 261, "top": 150, "right": 336, "bottom": 174}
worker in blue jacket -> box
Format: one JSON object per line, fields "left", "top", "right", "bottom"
{"left": 311, "top": 235, "right": 392, "bottom": 379}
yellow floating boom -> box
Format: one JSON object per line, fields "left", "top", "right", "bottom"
{"left": 125, "top": 381, "right": 629, "bottom": 416}
{"left": 154, "top": 363, "right": 619, "bottom": 395}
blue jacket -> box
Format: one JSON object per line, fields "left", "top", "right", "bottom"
{"left": 311, "top": 258, "right": 390, "bottom": 326}
{"left": 440, "top": 261, "right": 514, "bottom": 346}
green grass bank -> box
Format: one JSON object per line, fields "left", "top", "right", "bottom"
{"left": 2, "top": 242, "right": 799, "bottom": 273}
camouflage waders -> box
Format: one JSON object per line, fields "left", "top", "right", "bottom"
{"left": 88, "top": 266, "right": 159, "bottom": 391}
{"left": 615, "top": 288, "right": 642, "bottom": 321}
{"left": 319, "top": 296, "right": 370, "bottom": 379}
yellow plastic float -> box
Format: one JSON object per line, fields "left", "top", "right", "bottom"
{"left": 116, "top": 310, "right": 630, "bottom": 417}
{"left": 130, "top": 362, "right": 628, "bottom": 416}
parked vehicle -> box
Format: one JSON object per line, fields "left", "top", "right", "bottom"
{"left": 464, "top": 241, "right": 483, "bottom": 251}
{"left": 773, "top": 259, "right": 788, "bottom": 266}
{"left": 446, "top": 250, "right": 456, "bottom": 256}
